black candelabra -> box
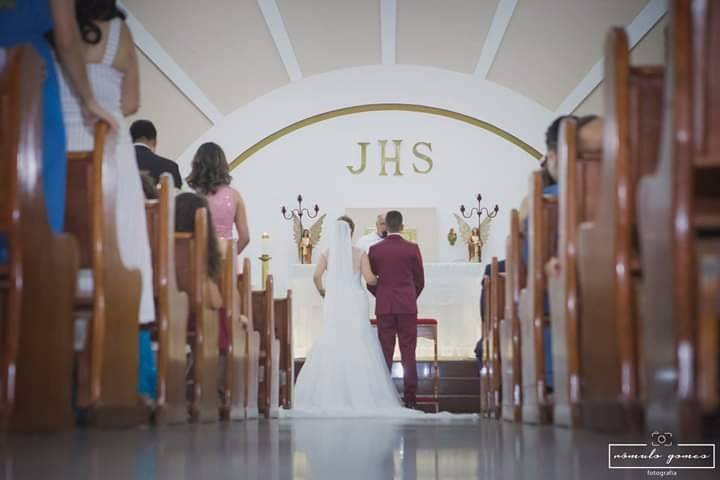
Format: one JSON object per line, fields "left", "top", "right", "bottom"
{"left": 459, "top": 193, "right": 499, "bottom": 230}
{"left": 281, "top": 194, "right": 320, "bottom": 232}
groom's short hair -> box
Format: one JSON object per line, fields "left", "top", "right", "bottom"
{"left": 386, "top": 210, "right": 403, "bottom": 232}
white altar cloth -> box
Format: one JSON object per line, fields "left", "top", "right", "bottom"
{"left": 289, "top": 262, "right": 483, "bottom": 359}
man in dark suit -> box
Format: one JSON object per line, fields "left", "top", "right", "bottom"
{"left": 368, "top": 210, "right": 425, "bottom": 408}
{"left": 130, "top": 120, "right": 183, "bottom": 189}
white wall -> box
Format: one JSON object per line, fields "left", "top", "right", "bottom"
{"left": 177, "top": 65, "right": 554, "bottom": 291}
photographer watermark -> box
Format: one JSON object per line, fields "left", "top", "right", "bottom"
{"left": 609, "top": 432, "right": 715, "bottom": 474}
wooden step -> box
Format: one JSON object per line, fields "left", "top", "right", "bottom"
{"left": 392, "top": 377, "right": 480, "bottom": 396}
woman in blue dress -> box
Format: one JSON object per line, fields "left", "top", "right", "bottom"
{"left": 0, "top": 0, "right": 116, "bottom": 241}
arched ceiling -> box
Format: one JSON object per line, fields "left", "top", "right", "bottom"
{"left": 122, "top": 0, "right": 668, "bottom": 160}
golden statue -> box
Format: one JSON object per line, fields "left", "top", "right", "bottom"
{"left": 453, "top": 214, "right": 491, "bottom": 263}
{"left": 447, "top": 228, "right": 458, "bottom": 246}
{"left": 293, "top": 213, "right": 326, "bottom": 264}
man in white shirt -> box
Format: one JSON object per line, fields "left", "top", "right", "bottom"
{"left": 356, "top": 213, "right": 387, "bottom": 253}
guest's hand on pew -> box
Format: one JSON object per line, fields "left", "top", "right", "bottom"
{"left": 545, "top": 257, "right": 561, "bottom": 277}
{"left": 205, "top": 278, "right": 223, "bottom": 310}
{"left": 84, "top": 99, "right": 119, "bottom": 131}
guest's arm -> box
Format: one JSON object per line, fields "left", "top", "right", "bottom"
{"left": 172, "top": 164, "right": 183, "bottom": 189}
{"left": 360, "top": 253, "right": 377, "bottom": 286}
{"left": 313, "top": 254, "right": 327, "bottom": 298}
{"left": 233, "top": 189, "right": 250, "bottom": 254}
{"left": 49, "top": 0, "right": 117, "bottom": 129}
{"left": 413, "top": 246, "right": 425, "bottom": 297}
{"left": 119, "top": 22, "right": 139, "bottom": 116}
{"left": 205, "top": 278, "right": 222, "bottom": 310}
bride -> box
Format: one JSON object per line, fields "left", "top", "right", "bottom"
{"left": 289, "top": 216, "right": 423, "bottom": 417}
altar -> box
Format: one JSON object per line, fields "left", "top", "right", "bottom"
{"left": 289, "top": 262, "right": 483, "bottom": 360}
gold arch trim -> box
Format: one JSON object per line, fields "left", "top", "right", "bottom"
{"left": 229, "top": 103, "right": 542, "bottom": 171}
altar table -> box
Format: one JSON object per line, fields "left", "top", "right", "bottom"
{"left": 289, "top": 262, "right": 484, "bottom": 359}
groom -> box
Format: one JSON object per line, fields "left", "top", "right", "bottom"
{"left": 367, "top": 211, "right": 425, "bottom": 408}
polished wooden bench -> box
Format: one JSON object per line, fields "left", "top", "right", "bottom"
{"left": 637, "top": 0, "right": 720, "bottom": 438}
{"left": 237, "top": 258, "right": 260, "bottom": 418}
{"left": 66, "top": 123, "right": 146, "bottom": 427}
{"left": 274, "top": 291, "right": 293, "bottom": 409}
{"left": 547, "top": 118, "right": 602, "bottom": 428}
{"left": 500, "top": 210, "right": 524, "bottom": 422}
{"left": 175, "top": 208, "right": 219, "bottom": 422}
{"left": 519, "top": 170, "right": 558, "bottom": 424}
{"left": 144, "top": 174, "right": 189, "bottom": 424}
{"left": 219, "top": 240, "right": 249, "bottom": 421}
{"left": 0, "top": 46, "right": 78, "bottom": 432}
{"left": 252, "top": 275, "right": 279, "bottom": 418}
{"left": 576, "top": 27, "right": 663, "bottom": 432}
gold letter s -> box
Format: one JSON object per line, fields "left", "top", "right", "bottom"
{"left": 412, "top": 142, "right": 433, "bottom": 174}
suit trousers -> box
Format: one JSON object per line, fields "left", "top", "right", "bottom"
{"left": 377, "top": 313, "right": 417, "bottom": 403}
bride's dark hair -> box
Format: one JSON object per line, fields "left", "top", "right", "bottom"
{"left": 337, "top": 216, "right": 355, "bottom": 235}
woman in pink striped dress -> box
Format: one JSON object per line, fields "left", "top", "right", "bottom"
{"left": 187, "top": 142, "right": 250, "bottom": 351}
{"left": 186, "top": 142, "right": 250, "bottom": 255}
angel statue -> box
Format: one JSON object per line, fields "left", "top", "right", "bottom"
{"left": 453, "top": 214, "right": 491, "bottom": 263}
{"left": 293, "top": 213, "right": 327, "bottom": 264}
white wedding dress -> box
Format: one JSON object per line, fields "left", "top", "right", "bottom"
{"left": 287, "top": 221, "right": 424, "bottom": 418}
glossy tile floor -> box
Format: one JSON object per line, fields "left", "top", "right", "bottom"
{"left": 1, "top": 418, "right": 716, "bottom": 479}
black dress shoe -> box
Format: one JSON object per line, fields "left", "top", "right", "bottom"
{"left": 404, "top": 401, "right": 417, "bottom": 410}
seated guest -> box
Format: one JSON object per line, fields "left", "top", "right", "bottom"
{"left": 0, "top": 0, "right": 115, "bottom": 261}
{"left": 174, "top": 193, "right": 223, "bottom": 331}
{"left": 186, "top": 142, "right": 250, "bottom": 255}
{"left": 131, "top": 119, "right": 183, "bottom": 189}
{"left": 56, "top": 0, "right": 157, "bottom": 402}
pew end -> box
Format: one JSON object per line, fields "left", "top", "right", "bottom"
{"left": 0, "top": 46, "right": 79, "bottom": 433}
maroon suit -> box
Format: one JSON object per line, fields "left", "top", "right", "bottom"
{"left": 368, "top": 234, "right": 424, "bottom": 404}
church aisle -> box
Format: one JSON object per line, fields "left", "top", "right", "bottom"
{"left": 2, "top": 418, "right": 713, "bottom": 480}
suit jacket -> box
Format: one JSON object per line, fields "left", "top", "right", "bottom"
{"left": 134, "top": 145, "right": 182, "bottom": 189}
{"left": 368, "top": 235, "right": 424, "bottom": 315}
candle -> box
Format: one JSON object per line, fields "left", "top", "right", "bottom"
{"left": 261, "top": 232, "right": 270, "bottom": 256}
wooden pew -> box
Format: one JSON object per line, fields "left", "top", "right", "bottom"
{"left": 0, "top": 46, "right": 78, "bottom": 432}
{"left": 237, "top": 258, "right": 260, "bottom": 418}
{"left": 547, "top": 118, "right": 602, "bottom": 428}
{"left": 274, "top": 291, "right": 293, "bottom": 409}
{"left": 576, "top": 27, "right": 664, "bottom": 432}
{"left": 636, "top": 0, "right": 720, "bottom": 438}
{"left": 488, "top": 257, "right": 505, "bottom": 419}
{"left": 500, "top": 210, "right": 524, "bottom": 422}
{"left": 144, "top": 174, "right": 189, "bottom": 424}
{"left": 219, "top": 240, "right": 249, "bottom": 421}
{"left": 252, "top": 275, "right": 280, "bottom": 418}
{"left": 174, "top": 208, "right": 219, "bottom": 422}
{"left": 66, "top": 124, "right": 147, "bottom": 426}
{"left": 479, "top": 275, "right": 490, "bottom": 415}
{"left": 519, "top": 171, "right": 558, "bottom": 424}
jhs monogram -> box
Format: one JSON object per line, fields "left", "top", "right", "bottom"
{"left": 347, "top": 140, "right": 433, "bottom": 176}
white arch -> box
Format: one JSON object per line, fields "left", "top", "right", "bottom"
{"left": 177, "top": 65, "right": 555, "bottom": 172}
